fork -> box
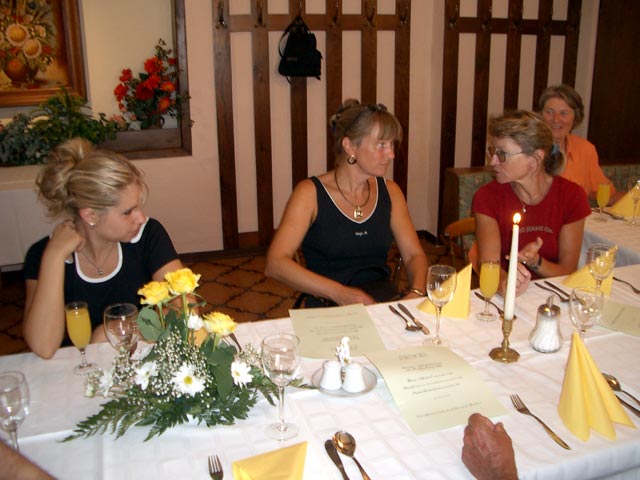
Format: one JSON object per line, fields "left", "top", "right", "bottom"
{"left": 535, "top": 283, "right": 569, "bottom": 303}
{"left": 208, "top": 454, "right": 224, "bottom": 480}
{"left": 613, "top": 276, "right": 640, "bottom": 294}
{"left": 510, "top": 394, "right": 571, "bottom": 450}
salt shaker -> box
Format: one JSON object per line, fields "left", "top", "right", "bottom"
{"left": 319, "top": 360, "right": 343, "bottom": 390}
{"left": 342, "top": 362, "right": 366, "bottom": 393}
{"left": 529, "top": 295, "right": 563, "bottom": 353}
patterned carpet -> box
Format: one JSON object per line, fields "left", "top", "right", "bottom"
{"left": 0, "top": 238, "right": 466, "bottom": 356}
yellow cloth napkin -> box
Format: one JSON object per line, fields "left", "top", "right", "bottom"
{"left": 558, "top": 332, "right": 634, "bottom": 441}
{"left": 563, "top": 265, "right": 613, "bottom": 295}
{"left": 608, "top": 192, "right": 636, "bottom": 218}
{"left": 232, "top": 442, "right": 307, "bottom": 480}
{"left": 418, "top": 264, "right": 471, "bottom": 319}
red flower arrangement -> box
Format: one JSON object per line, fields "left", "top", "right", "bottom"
{"left": 113, "top": 39, "right": 180, "bottom": 130}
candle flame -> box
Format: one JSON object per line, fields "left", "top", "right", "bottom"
{"left": 513, "top": 212, "right": 521, "bottom": 224}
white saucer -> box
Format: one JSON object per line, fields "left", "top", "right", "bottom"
{"left": 311, "top": 366, "right": 377, "bottom": 397}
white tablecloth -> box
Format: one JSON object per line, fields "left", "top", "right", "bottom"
{"left": 581, "top": 213, "right": 640, "bottom": 267}
{"left": 1, "top": 266, "right": 640, "bottom": 479}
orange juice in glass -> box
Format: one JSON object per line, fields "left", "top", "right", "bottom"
{"left": 65, "top": 301, "right": 96, "bottom": 374}
{"left": 476, "top": 260, "right": 500, "bottom": 322}
{"left": 595, "top": 183, "right": 611, "bottom": 221}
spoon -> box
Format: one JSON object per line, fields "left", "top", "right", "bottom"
{"left": 603, "top": 373, "right": 640, "bottom": 405}
{"left": 332, "top": 431, "right": 372, "bottom": 480}
{"left": 388, "top": 305, "right": 421, "bottom": 331}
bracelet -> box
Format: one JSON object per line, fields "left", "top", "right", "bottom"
{"left": 528, "top": 255, "right": 543, "bottom": 272}
{"left": 406, "top": 288, "right": 425, "bottom": 297}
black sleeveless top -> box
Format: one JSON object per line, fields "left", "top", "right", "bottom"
{"left": 302, "top": 176, "right": 393, "bottom": 286}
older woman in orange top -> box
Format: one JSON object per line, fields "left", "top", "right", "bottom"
{"left": 537, "top": 84, "right": 622, "bottom": 205}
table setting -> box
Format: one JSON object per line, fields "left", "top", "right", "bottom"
{"left": 1, "top": 258, "right": 640, "bottom": 479}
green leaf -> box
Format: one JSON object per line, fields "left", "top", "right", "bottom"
{"left": 137, "top": 308, "right": 163, "bottom": 341}
{"left": 213, "top": 365, "right": 233, "bottom": 398}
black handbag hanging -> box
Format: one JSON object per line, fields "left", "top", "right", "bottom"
{"left": 278, "top": 15, "right": 322, "bottom": 80}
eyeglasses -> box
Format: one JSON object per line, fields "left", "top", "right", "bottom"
{"left": 343, "top": 103, "right": 389, "bottom": 134}
{"left": 486, "top": 146, "right": 525, "bottom": 163}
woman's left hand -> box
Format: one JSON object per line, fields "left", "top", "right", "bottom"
{"left": 518, "top": 236, "right": 543, "bottom": 266}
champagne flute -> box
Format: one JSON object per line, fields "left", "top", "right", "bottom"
{"left": 569, "top": 287, "right": 603, "bottom": 339}
{"left": 628, "top": 178, "right": 640, "bottom": 226}
{"left": 426, "top": 265, "right": 457, "bottom": 345}
{"left": 587, "top": 244, "right": 616, "bottom": 292}
{"left": 65, "top": 301, "right": 96, "bottom": 374}
{"left": 0, "top": 371, "right": 30, "bottom": 452}
{"left": 261, "top": 333, "right": 300, "bottom": 440}
{"left": 595, "top": 183, "right": 611, "bottom": 222}
{"left": 103, "top": 303, "right": 140, "bottom": 351}
{"left": 476, "top": 260, "right": 499, "bottom": 322}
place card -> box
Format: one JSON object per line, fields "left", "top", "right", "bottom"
{"left": 290, "top": 304, "right": 386, "bottom": 358}
{"left": 599, "top": 301, "right": 640, "bottom": 337}
{"left": 366, "top": 346, "right": 506, "bottom": 434}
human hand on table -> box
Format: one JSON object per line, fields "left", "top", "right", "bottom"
{"left": 462, "top": 413, "right": 518, "bottom": 480}
{"left": 334, "top": 286, "right": 375, "bottom": 306}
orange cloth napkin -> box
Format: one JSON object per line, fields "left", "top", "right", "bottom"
{"left": 232, "top": 442, "right": 307, "bottom": 479}
{"left": 418, "top": 264, "right": 471, "bottom": 319}
{"left": 608, "top": 192, "right": 636, "bottom": 218}
{"left": 558, "top": 332, "right": 634, "bottom": 441}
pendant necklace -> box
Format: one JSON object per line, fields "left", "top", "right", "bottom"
{"left": 334, "top": 170, "right": 371, "bottom": 220}
{"left": 80, "top": 242, "right": 116, "bottom": 276}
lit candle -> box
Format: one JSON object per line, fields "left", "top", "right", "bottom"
{"left": 503, "top": 212, "right": 521, "bottom": 320}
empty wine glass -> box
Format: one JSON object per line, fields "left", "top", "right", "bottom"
{"left": 103, "top": 303, "right": 140, "bottom": 351}
{"left": 569, "top": 287, "right": 604, "bottom": 339}
{"left": 65, "top": 301, "right": 96, "bottom": 374}
{"left": 595, "top": 183, "right": 611, "bottom": 222}
{"left": 628, "top": 178, "right": 640, "bottom": 226}
{"left": 426, "top": 264, "right": 457, "bottom": 345}
{"left": 476, "top": 260, "right": 500, "bottom": 322}
{"left": 261, "top": 333, "right": 300, "bottom": 440}
{"left": 587, "top": 244, "right": 616, "bottom": 292}
{"left": 0, "top": 371, "right": 30, "bottom": 452}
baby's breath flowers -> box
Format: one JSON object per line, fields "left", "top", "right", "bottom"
{"left": 64, "top": 267, "right": 283, "bottom": 442}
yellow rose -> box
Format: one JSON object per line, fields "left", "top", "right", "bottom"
{"left": 203, "top": 311, "right": 236, "bottom": 336}
{"left": 165, "top": 268, "right": 201, "bottom": 295}
{"left": 138, "top": 281, "right": 170, "bottom": 306}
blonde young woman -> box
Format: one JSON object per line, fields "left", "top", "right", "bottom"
{"left": 265, "top": 99, "right": 428, "bottom": 307}
{"left": 23, "top": 138, "right": 183, "bottom": 359}
{"left": 473, "top": 111, "right": 591, "bottom": 297}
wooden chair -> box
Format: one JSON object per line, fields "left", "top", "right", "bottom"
{"left": 440, "top": 216, "right": 476, "bottom": 269}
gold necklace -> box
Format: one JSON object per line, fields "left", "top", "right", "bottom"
{"left": 334, "top": 170, "right": 371, "bottom": 219}
{"left": 80, "top": 242, "right": 116, "bottom": 276}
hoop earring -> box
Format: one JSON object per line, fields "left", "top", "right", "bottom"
{"left": 347, "top": 155, "right": 357, "bottom": 165}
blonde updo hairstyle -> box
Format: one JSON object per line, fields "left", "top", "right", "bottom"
{"left": 36, "top": 137, "right": 147, "bottom": 220}
{"left": 488, "top": 110, "right": 564, "bottom": 176}
{"left": 329, "top": 98, "right": 402, "bottom": 164}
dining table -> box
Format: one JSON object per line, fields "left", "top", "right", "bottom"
{"left": 1, "top": 265, "right": 640, "bottom": 479}
{"left": 581, "top": 211, "right": 640, "bottom": 267}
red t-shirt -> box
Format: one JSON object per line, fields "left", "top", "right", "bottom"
{"left": 472, "top": 176, "right": 590, "bottom": 270}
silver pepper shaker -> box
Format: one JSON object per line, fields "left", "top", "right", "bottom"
{"left": 529, "top": 295, "right": 563, "bottom": 353}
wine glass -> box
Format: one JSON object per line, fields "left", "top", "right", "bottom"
{"left": 103, "top": 303, "right": 140, "bottom": 351}
{"left": 0, "top": 371, "right": 30, "bottom": 452}
{"left": 261, "top": 333, "right": 300, "bottom": 440}
{"left": 595, "top": 183, "right": 611, "bottom": 222}
{"left": 628, "top": 178, "right": 640, "bottom": 226}
{"left": 587, "top": 244, "right": 616, "bottom": 292}
{"left": 476, "top": 260, "right": 500, "bottom": 322}
{"left": 426, "top": 265, "right": 457, "bottom": 345}
{"left": 65, "top": 301, "right": 96, "bottom": 374}
{"left": 569, "top": 287, "right": 604, "bottom": 339}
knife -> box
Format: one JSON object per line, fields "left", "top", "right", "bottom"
{"left": 397, "top": 303, "right": 430, "bottom": 335}
{"left": 325, "top": 440, "right": 350, "bottom": 480}
{"left": 616, "top": 395, "right": 640, "bottom": 419}
{"left": 543, "top": 281, "right": 571, "bottom": 300}
{"left": 473, "top": 291, "right": 504, "bottom": 315}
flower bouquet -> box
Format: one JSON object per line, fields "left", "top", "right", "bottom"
{"left": 64, "top": 268, "right": 292, "bottom": 442}
{"left": 113, "top": 38, "right": 181, "bottom": 130}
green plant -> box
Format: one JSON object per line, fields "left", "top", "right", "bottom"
{"left": 0, "top": 88, "right": 119, "bottom": 166}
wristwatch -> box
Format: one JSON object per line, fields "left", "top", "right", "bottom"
{"left": 528, "top": 255, "right": 543, "bottom": 272}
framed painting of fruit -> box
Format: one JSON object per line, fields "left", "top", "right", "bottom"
{"left": 0, "top": 0, "right": 86, "bottom": 107}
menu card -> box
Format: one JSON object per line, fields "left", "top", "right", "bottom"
{"left": 600, "top": 301, "right": 640, "bottom": 337}
{"left": 290, "top": 304, "right": 386, "bottom": 358}
{"left": 367, "top": 346, "right": 506, "bottom": 434}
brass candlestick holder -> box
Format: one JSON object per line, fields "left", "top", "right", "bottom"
{"left": 489, "top": 314, "right": 520, "bottom": 363}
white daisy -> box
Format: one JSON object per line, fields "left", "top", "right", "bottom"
{"left": 134, "top": 361, "right": 158, "bottom": 390}
{"left": 171, "top": 363, "right": 205, "bottom": 396}
{"left": 187, "top": 312, "right": 204, "bottom": 331}
{"left": 231, "top": 361, "right": 253, "bottom": 388}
